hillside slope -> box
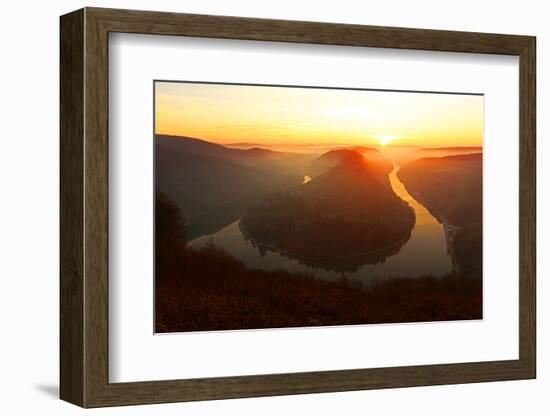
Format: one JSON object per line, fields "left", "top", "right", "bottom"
{"left": 242, "top": 150, "right": 415, "bottom": 269}
{"left": 397, "top": 153, "right": 482, "bottom": 275}
{"left": 156, "top": 135, "right": 312, "bottom": 239}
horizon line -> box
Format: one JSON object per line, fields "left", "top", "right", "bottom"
{"left": 155, "top": 133, "right": 483, "bottom": 150}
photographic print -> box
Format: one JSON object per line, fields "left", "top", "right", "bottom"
{"left": 154, "top": 81, "right": 483, "bottom": 333}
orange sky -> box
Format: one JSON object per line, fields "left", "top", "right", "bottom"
{"left": 155, "top": 82, "right": 483, "bottom": 148}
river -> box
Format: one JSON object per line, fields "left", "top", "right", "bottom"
{"left": 190, "top": 164, "right": 453, "bottom": 283}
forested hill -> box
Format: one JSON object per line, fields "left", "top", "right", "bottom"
{"left": 241, "top": 150, "right": 415, "bottom": 264}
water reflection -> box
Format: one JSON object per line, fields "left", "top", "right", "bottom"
{"left": 190, "top": 164, "right": 453, "bottom": 282}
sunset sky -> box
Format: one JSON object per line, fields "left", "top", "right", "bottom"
{"left": 155, "top": 82, "right": 483, "bottom": 148}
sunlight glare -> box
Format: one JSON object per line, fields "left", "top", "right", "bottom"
{"left": 376, "top": 135, "right": 396, "bottom": 146}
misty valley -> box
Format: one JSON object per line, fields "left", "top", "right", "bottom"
{"left": 155, "top": 134, "right": 483, "bottom": 332}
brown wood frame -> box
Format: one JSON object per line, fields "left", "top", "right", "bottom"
{"left": 60, "top": 7, "right": 536, "bottom": 408}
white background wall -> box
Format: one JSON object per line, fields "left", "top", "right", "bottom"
{"left": 0, "top": 0, "right": 546, "bottom": 414}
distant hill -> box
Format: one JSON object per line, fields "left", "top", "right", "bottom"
{"left": 156, "top": 135, "right": 313, "bottom": 168}
{"left": 421, "top": 146, "right": 482, "bottom": 152}
{"left": 331, "top": 145, "right": 380, "bottom": 154}
{"left": 155, "top": 135, "right": 314, "bottom": 239}
{"left": 241, "top": 150, "right": 414, "bottom": 270}
{"left": 397, "top": 146, "right": 482, "bottom": 166}
{"left": 309, "top": 148, "right": 392, "bottom": 185}
{"left": 304, "top": 150, "right": 400, "bottom": 204}
{"left": 225, "top": 142, "right": 263, "bottom": 147}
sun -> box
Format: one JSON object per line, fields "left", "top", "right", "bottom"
{"left": 375, "top": 135, "right": 397, "bottom": 146}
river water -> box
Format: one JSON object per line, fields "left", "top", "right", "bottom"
{"left": 190, "top": 164, "right": 453, "bottom": 283}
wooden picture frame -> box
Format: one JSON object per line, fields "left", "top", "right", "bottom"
{"left": 60, "top": 7, "right": 536, "bottom": 408}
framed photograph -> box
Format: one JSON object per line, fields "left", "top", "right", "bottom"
{"left": 60, "top": 7, "right": 536, "bottom": 407}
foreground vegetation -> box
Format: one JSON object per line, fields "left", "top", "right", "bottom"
{"left": 155, "top": 193, "right": 482, "bottom": 333}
